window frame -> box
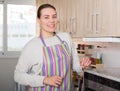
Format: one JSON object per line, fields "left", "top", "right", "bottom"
{"left": 0, "top": 0, "right": 36, "bottom": 58}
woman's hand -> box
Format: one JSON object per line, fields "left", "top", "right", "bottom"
{"left": 43, "top": 75, "right": 63, "bottom": 87}
{"left": 80, "top": 57, "right": 91, "bottom": 69}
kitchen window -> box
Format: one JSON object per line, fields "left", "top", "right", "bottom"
{"left": 0, "top": 0, "right": 36, "bottom": 57}
{"left": 0, "top": 3, "right": 3, "bottom": 52}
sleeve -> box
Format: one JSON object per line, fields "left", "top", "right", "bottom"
{"left": 67, "top": 34, "right": 82, "bottom": 73}
{"left": 14, "top": 39, "right": 45, "bottom": 87}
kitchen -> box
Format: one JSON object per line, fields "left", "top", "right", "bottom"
{"left": 0, "top": 0, "right": 120, "bottom": 91}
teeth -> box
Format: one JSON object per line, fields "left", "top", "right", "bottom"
{"left": 48, "top": 24, "right": 55, "bottom": 28}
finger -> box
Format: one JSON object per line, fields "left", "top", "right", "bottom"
{"left": 80, "top": 60, "right": 84, "bottom": 66}
{"left": 85, "top": 60, "right": 91, "bottom": 66}
{"left": 53, "top": 83, "right": 59, "bottom": 87}
{"left": 57, "top": 78, "right": 62, "bottom": 82}
{"left": 84, "top": 62, "right": 91, "bottom": 69}
{"left": 55, "top": 80, "right": 62, "bottom": 85}
{"left": 57, "top": 76, "right": 63, "bottom": 83}
{"left": 57, "top": 76, "right": 63, "bottom": 80}
{"left": 81, "top": 59, "right": 90, "bottom": 68}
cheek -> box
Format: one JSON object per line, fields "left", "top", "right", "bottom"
{"left": 54, "top": 20, "right": 58, "bottom": 26}
{"left": 40, "top": 20, "right": 48, "bottom": 26}
{"left": 55, "top": 19, "right": 58, "bottom": 23}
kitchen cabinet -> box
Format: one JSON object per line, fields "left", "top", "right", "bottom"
{"left": 59, "top": 0, "right": 84, "bottom": 37}
{"left": 68, "top": 0, "right": 84, "bottom": 37}
{"left": 84, "top": 0, "right": 120, "bottom": 37}
{"left": 76, "top": 0, "right": 85, "bottom": 37}
{"left": 84, "top": 0, "right": 97, "bottom": 37}
{"left": 112, "top": 0, "right": 120, "bottom": 36}
{"left": 58, "top": 0, "right": 67, "bottom": 33}
{"left": 36, "top": 0, "right": 45, "bottom": 8}
{"left": 36, "top": 0, "right": 84, "bottom": 37}
{"left": 37, "top": 0, "right": 120, "bottom": 37}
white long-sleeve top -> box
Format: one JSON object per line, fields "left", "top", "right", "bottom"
{"left": 14, "top": 32, "right": 82, "bottom": 87}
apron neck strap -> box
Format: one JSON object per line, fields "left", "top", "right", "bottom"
{"left": 40, "top": 33, "right": 63, "bottom": 46}
{"left": 56, "top": 35, "right": 63, "bottom": 43}
{"left": 40, "top": 35, "right": 46, "bottom": 46}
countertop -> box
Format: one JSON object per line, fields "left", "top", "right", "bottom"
{"left": 84, "top": 67, "right": 120, "bottom": 82}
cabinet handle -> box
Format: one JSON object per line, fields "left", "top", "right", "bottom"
{"left": 92, "top": 14, "right": 94, "bottom": 33}
{"left": 96, "top": 14, "right": 98, "bottom": 33}
{"left": 73, "top": 17, "right": 77, "bottom": 34}
{"left": 69, "top": 18, "right": 72, "bottom": 34}
{"left": 95, "top": 12, "right": 100, "bottom": 33}
{"left": 69, "top": 17, "right": 76, "bottom": 35}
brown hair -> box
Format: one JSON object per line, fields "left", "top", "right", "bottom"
{"left": 37, "top": 3, "right": 56, "bottom": 18}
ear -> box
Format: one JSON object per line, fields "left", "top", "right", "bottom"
{"left": 36, "top": 18, "right": 41, "bottom": 24}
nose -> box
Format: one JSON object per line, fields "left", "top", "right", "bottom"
{"left": 49, "top": 17, "right": 55, "bottom": 23}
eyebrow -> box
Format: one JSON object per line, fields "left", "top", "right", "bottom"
{"left": 43, "top": 13, "right": 57, "bottom": 17}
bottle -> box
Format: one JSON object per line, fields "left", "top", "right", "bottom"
{"left": 92, "top": 47, "right": 102, "bottom": 64}
{"left": 86, "top": 45, "right": 94, "bottom": 57}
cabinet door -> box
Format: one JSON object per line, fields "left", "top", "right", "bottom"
{"left": 76, "top": 0, "right": 85, "bottom": 37}
{"left": 67, "top": 0, "right": 84, "bottom": 37}
{"left": 112, "top": 0, "right": 120, "bottom": 36}
{"left": 36, "top": 0, "right": 45, "bottom": 8}
{"left": 84, "top": 0, "right": 120, "bottom": 37}
{"left": 67, "top": 0, "right": 77, "bottom": 36}
{"left": 84, "top": 0, "right": 96, "bottom": 37}
{"left": 96, "top": 0, "right": 113, "bottom": 37}
{"left": 52, "top": 0, "right": 60, "bottom": 32}
{"left": 59, "top": 0, "right": 67, "bottom": 32}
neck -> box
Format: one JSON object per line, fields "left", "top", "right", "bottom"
{"left": 40, "top": 30, "right": 55, "bottom": 39}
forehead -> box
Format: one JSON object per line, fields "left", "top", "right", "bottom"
{"left": 41, "top": 8, "right": 57, "bottom": 16}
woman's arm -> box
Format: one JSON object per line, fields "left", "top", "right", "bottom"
{"left": 67, "top": 33, "right": 91, "bottom": 72}
{"left": 14, "top": 38, "right": 45, "bottom": 87}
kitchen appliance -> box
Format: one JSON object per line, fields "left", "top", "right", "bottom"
{"left": 84, "top": 68, "right": 120, "bottom": 91}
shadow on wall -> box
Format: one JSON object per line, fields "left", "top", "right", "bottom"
{"left": 0, "top": 58, "right": 18, "bottom": 91}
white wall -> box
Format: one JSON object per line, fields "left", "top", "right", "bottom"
{"left": 0, "top": 58, "right": 18, "bottom": 91}
{"left": 0, "top": 0, "right": 35, "bottom": 91}
{"left": 6, "top": 0, "right": 35, "bottom": 5}
{"left": 73, "top": 38, "right": 120, "bottom": 68}
{"left": 101, "top": 42, "right": 120, "bottom": 67}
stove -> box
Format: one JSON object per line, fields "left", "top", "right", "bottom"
{"left": 84, "top": 68, "right": 120, "bottom": 91}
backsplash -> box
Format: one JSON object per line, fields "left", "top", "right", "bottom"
{"left": 73, "top": 38, "right": 120, "bottom": 67}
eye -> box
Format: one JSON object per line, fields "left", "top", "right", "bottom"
{"left": 53, "top": 15, "right": 57, "bottom": 18}
{"left": 44, "top": 16, "right": 49, "bottom": 19}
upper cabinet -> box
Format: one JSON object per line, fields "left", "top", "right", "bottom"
{"left": 36, "top": 0, "right": 120, "bottom": 37}
{"left": 111, "top": 0, "right": 120, "bottom": 37}
{"left": 36, "top": 0, "right": 84, "bottom": 37}
{"left": 83, "top": 0, "right": 120, "bottom": 37}
{"left": 69, "top": 0, "right": 84, "bottom": 37}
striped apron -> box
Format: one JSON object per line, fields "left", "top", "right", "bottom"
{"left": 29, "top": 35, "right": 72, "bottom": 91}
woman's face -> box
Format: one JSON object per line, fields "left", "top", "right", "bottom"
{"left": 38, "top": 8, "right": 58, "bottom": 34}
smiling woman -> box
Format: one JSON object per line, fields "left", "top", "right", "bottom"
{"left": 14, "top": 3, "right": 91, "bottom": 91}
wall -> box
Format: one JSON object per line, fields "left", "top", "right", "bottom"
{"left": 0, "top": 58, "right": 18, "bottom": 91}
{"left": 0, "top": 0, "right": 35, "bottom": 90}
{"left": 100, "top": 42, "right": 120, "bottom": 67}
{"left": 73, "top": 38, "right": 120, "bottom": 68}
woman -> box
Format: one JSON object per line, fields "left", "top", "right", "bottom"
{"left": 14, "top": 3, "right": 91, "bottom": 91}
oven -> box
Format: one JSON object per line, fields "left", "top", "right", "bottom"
{"left": 84, "top": 72, "right": 120, "bottom": 91}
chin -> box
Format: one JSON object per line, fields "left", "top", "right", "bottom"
{"left": 49, "top": 29, "right": 56, "bottom": 32}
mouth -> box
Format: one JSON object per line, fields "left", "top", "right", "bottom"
{"left": 47, "top": 24, "right": 56, "bottom": 29}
